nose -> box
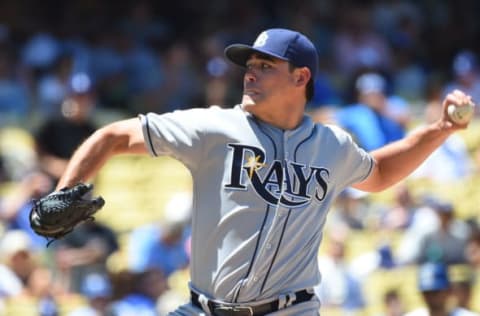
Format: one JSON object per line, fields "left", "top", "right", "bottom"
{"left": 244, "top": 68, "right": 257, "bottom": 83}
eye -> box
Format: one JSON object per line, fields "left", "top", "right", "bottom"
{"left": 261, "top": 63, "right": 271, "bottom": 70}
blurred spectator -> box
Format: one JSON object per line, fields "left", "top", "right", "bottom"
{"left": 379, "top": 183, "right": 416, "bottom": 231}
{"left": 107, "top": 268, "right": 168, "bottom": 316}
{"left": 0, "top": 230, "right": 61, "bottom": 315}
{"left": 404, "top": 262, "right": 479, "bottom": 316}
{"left": 201, "top": 33, "right": 232, "bottom": 106}
{"left": 416, "top": 200, "right": 471, "bottom": 265}
{"left": 118, "top": 25, "right": 164, "bottom": 109}
{"left": 34, "top": 73, "right": 97, "bottom": 182}
{"left": 466, "top": 225, "right": 480, "bottom": 268}
{"left": 0, "top": 126, "right": 37, "bottom": 181}
{"left": 372, "top": 2, "right": 427, "bottom": 101}
{"left": 68, "top": 272, "right": 113, "bottom": 316}
{"left": 87, "top": 26, "right": 130, "bottom": 113}
{"left": 0, "top": 155, "right": 6, "bottom": 183}
{"left": 307, "top": 72, "right": 342, "bottom": 109}
{"left": 372, "top": 0, "right": 422, "bottom": 42}
{"left": 28, "top": 267, "right": 60, "bottom": 316}
{"left": 377, "top": 288, "right": 406, "bottom": 316}
{"left": 36, "top": 51, "right": 75, "bottom": 117}
{"left": 332, "top": 5, "right": 392, "bottom": 80}
{"left": 127, "top": 192, "right": 191, "bottom": 277}
{"left": 121, "top": 1, "right": 170, "bottom": 46}
{"left": 0, "top": 46, "right": 30, "bottom": 120}
{"left": 347, "top": 236, "right": 397, "bottom": 281}
{"left": 449, "top": 264, "right": 476, "bottom": 311}
{"left": 411, "top": 88, "right": 473, "bottom": 182}
{"left": 315, "top": 227, "right": 366, "bottom": 312}
{"left": 0, "top": 230, "right": 33, "bottom": 298}
{"left": 154, "top": 40, "right": 202, "bottom": 113}
{"left": 442, "top": 50, "right": 480, "bottom": 108}
{"left": 395, "top": 195, "right": 442, "bottom": 265}
{"left": 475, "top": 147, "right": 480, "bottom": 176}
{"left": 390, "top": 39, "right": 427, "bottom": 102}
{"left": 329, "top": 188, "right": 370, "bottom": 230}
{"left": 0, "top": 171, "right": 54, "bottom": 248}
{"left": 335, "top": 72, "right": 406, "bottom": 151}
{"left": 53, "top": 220, "right": 119, "bottom": 294}
{"left": 21, "top": 32, "right": 62, "bottom": 73}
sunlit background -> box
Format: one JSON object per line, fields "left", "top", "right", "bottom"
{"left": 0, "top": 0, "right": 480, "bottom": 315}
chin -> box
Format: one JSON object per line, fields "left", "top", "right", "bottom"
{"left": 242, "top": 94, "right": 256, "bottom": 105}
{"left": 242, "top": 93, "right": 266, "bottom": 108}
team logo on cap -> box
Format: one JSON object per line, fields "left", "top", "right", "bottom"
{"left": 254, "top": 32, "right": 268, "bottom": 47}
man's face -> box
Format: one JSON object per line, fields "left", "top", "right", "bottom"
{"left": 422, "top": 290, "right": 450, "bottom": 312}
{"left": 359, "top": 91, "right": 387, "bottom": 112}
{"left": 241, "top": 54, "right": 298, "bottom": 111}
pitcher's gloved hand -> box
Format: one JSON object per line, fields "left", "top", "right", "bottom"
{"left": 29, "top": 183, "right": 105, "bottom": 246}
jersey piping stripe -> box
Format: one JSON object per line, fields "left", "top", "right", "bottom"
{"left": 259, "top": 126, "right": 316, "bottom": 294}
{"left": 249, "top": 117, "right": 277, "bottom": 158}
{"left": 292, "top": 126, "right": 316, "bottom": 205}
{"left": 259, "top": 208, "right": 292, "bottom": 294}
{"left": 234, "top": 117, "right": 277, "bottom": 302}
{"left": 294, "top": 126, "right": 316, "bottom": 159}
{"left": 233, "top": 204, "right": 271, "bottom": 302}
{"left": 145, "top": 116, "right": 158, "bottom": 156}
{"left": 364, "top": 156, "right": 375, "bottom": 182}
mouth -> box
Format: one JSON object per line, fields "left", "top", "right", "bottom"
{"left": 244, "top": 89, "right": 260, "bottom": 96}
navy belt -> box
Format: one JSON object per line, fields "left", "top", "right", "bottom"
{"left": 191, "top": 289, "right": 313, "bottom": 316}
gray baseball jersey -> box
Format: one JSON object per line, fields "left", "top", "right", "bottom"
{"left": 139, "top": 105, "right": 374, "bottom": 314}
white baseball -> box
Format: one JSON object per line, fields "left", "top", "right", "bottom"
{"left": 447, "top": 103, "right": 475, "bottom": 124}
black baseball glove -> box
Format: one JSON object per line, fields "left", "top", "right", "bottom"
{"left": 29, "top": 183, "right": 105, "bottom": 246}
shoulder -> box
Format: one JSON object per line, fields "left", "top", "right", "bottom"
{"left": 68, "top": 307, "right": 97, "bottom": 316}
{"left": 451, "top": 308, "right": 480, "bottom": 316}
{"left": 190, "top": 105, "right": 244, "bottom": 118}
{"left": 403, "top": 308, "right": 428, "bottom": 316}
{"left": 172, "top": 105, "right": 240, "bottom": 115}
{"left": 142, "top": 105, "right": 242, "bottom": 123}
{"left": 200, "top": 105, "right": 245, "bottom": 118}
{"left": 317, "top": 123, "right": 356, "bottom": 144}
{"left": 131, "top": 224, "right": 160, "bottom": 239}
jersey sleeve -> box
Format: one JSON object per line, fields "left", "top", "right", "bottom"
{"left": 139, "top": 109, "right": 205, "bottom": 169}
{"left": 329, "top": 125, "right": 375, "bottom": 189}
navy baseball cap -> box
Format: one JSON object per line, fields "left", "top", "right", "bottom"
{"left": 224, "top": 28, "right": 319, "bottom": 78}
{"left": 417, "top": 262, "right": 450, "bottom": 292}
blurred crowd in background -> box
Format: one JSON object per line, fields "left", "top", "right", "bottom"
{"left": 1, "top": 0, "right": 480, "bottom": 315}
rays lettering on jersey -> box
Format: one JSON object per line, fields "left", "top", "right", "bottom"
{"left": 225, "top": 144, "right": 329, "bottom": 207}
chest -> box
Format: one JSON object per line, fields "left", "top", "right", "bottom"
{"left": 212, "top": 124, "right": 344, "bottom": 210}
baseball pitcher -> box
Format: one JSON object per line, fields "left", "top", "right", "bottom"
{"left": 30, "top": 28, "right": 475, "bottom": 315}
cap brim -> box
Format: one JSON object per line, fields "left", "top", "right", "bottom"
{"left": 224, "top": 44, "right": 288, "bottom": 67}
{"left": 420, "top": 282, "right": 449, "bottom": 292}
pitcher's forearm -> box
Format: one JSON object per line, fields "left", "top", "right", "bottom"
{"left": 356, "top": 121, "right": 454, "bottom": 192}
{"left": 56, "top": 129, "right": 119, "bottom": 189}
{"left": 56, "top": 118, "right": 147, "bottom": 190}
{"left": 375, "top": 122, "right": 452, "bottom": 184}
{"left": 57, "top": 117, "right": 148, "bottom": 189}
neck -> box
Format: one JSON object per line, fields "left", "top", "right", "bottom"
{"left": 242, "top": 102, "right": 305, "bottom": 130}
{"left": 428, "top": 308, "right": 449, "bottom": 316}
{"left": 261, "top": 113, "right": 304, "bottom": 130}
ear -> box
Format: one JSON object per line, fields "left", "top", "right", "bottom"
{"left": 294, "top": 67, "right": 311, "bottom": 87}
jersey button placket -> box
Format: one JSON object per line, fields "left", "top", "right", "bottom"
{"left": 279, "top": 133, "right": 289, "bottom": 219}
